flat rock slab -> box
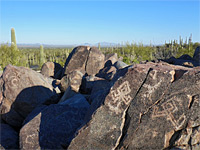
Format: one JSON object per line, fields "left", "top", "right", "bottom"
{"left": 0, "top": 123, "right": 19, "bottom": 149}
{"left": 68, "top": 62, "right": 200, "bottom": 150}
{"left": 0, "top": 65, "right": 59, "bottom": 127}
{"left": 20, "top": 94, "right": 90, "bottom": 150}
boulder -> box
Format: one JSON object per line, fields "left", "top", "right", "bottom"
{"left": 0, "top": 123, "right": 19, "bottom": 149}
{"left": 85, "top": 47, "right": 105, "bottom": 76}
{"left": 165, "top": 56, "right": 199, "bottom": 67}
{"left": 60, "top": 70, "right": 84, "bottom": 92}
{"left": 79, "top": 75, "right": 106, "bottom": 95}
{"left": 178, "top": 54, "right": 193, "bottom": 60}
{"left": 62, "top": 46, "right": 105, "bottom": 77}
{"left": 114, "top": 60, "right": 129, "bottom": 70}
{"left": 62, "top": 46, "right": 90, "bottom": 76}
{"left": 68, "top": 62, "right": 200, "bottom": 150}
{"left": 120, "top": 63, "right": 200, "bottom": 150}
{"left": 105, "top": 53, "right": 118, "bottom": 65}
{"left": 0, "top": 65, "right": 60, "bottom": 127}
{"left": 20, "top": 94, "right": 90, "bottom": 150}
{"left": 98, "top": 65, "right": 117, "bottom": 81}
{"left": 68, "top": 64, "right": 150, "bottom": 150}
{"left": 193, "top": 46, "right": 200, "bottom": 64}
{"left": 41, "top": 61, "right": 63, "bottom": 79}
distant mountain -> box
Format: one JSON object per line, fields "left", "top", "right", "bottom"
{"left": 1, "top": 42, "right": 119, "bottom": 48}
{"left": 80, "top": 42, "right": 118, "bottom": 47}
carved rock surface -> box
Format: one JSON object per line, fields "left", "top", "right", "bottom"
{"left": 118, "top": 63, "right": 200, "bottom": 150}
{"left": 20, "top": 94, "right": 89, "bottom": 150}
{"left": 0, "top": 123, "right": 19, "bottom": 149}
{"left": 86, "top": 47, "right": 105, "bottom": 76}
{"left": 68, "top": 62, "right": 200, "bottom": 150}
{"left": 41, "top": 61, "right": 63, "bottom": 79}
{"left": 0, "top": 65, "right": 59, "bottom": 127}
{"left": 68, "top": 64, "right": 150, "bottom": 150}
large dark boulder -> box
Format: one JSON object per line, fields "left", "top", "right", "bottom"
{"left": 68, "top": 62, "right": 200, "bottom": 150}
{"left": 20, "top": 94, "right": 90, "bottom": 150}
{"left": 0, "top": 123, "right": 19, "bottom": 149}
{"left": 0, "top": 65, "right": 60, "bottom": 127}
{"left": 62, "top": 46, "right": 105, "bottom": 77}
{"left": 85, "top": 47, "right": 105, "bottom": 76}
{"left": 62, "top": 46, "right": 90, "bottom": 76}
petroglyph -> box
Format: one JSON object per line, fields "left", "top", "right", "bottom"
{"left": 5, "top": 71, "right": 19, "bottom": 87}
{"left": 142, "top": 79, "right": 162, "bottom": 105}
{"left": 152, "top": 98, "right": 186, "bottom": 130}
{"left": 107, "top": 81, "right": 131, "bottom": 114}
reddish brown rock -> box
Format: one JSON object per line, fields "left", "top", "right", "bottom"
{"left": 0, "top": 65, "right": 60, "bottom": 127}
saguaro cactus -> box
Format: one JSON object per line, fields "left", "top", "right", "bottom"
{"left": 40, "top": 45, "right": 45, "bottom": 66}
{"left": 11, "top": 28, "right": 17, "bottom": 49}
{"left": 98, "top": 43, "right": 101, "bottom": 50}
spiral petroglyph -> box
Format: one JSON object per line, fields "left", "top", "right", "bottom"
{"left": 5, "top": 71, "right": 20, "bottom": 87}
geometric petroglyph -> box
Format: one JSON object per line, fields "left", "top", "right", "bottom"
{"left": 108, "top": 81, "right": 132, "bottom": 114}
{"left": 152, "top": 98, "right": 186, "bottom": 130}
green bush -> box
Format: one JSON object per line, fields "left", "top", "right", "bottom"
{"left": 0, "top": 44, "right": 24, "bottom": 69}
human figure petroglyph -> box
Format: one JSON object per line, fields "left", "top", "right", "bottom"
{"left": 107, "top": 81, "right": 131, "bottom": 114}
{"left": 142, "top": 79, "right": 162, "bottom": 105}
{"left": 152, "top": 98, "right": 186, "bottom": 130}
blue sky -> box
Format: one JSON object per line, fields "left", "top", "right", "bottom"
{"left": 0, "top": 0, "right": 199, "bottom": 45}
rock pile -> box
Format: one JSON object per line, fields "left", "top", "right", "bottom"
{"left": 0, "top": 46, "right": 200, "bottom": 149}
